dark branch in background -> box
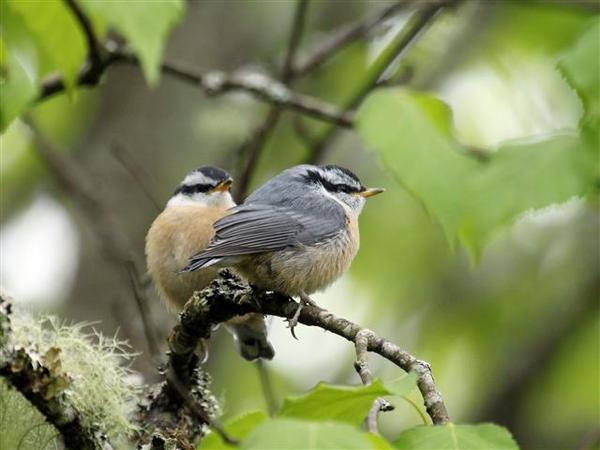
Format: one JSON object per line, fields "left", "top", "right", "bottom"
{"left": 64, "top": 0, "right": 103, "bottom": 76}
{"left": 27, "top": 125, "right": 162, "bottom": 363}
{"left": 293, "top": 1, "right": 412, "bottom": 77}
{"left": 306, "top": 1, "right": 448, "bottom": 164}
{"left": 37, "top": 53, "right": 353, "bottom": 128}
{"left": 110, "top": 141, "right": 162, "bottom": 212}
{"left": 166, "top": 272, "right": 450, "bottom": 427}
{"left": 475, "top": 279, "right": 599, "bottom": 442}
{"left": 282, "top": 0, "right": 311, "bottom": 83}
{"left": 0, "top": 296, "right": 112, "bottom": 450}
{"left": 234, "top": 0, "right": 311, "bottom": 201}
{"left": 256, "top": 359, "right": 278, "bottom": 416}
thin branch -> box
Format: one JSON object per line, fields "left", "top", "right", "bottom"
{"left": 125, "top": 262, "right": 161, "bottom": 362}
{"left": 282, "top": 0, "right": 310, "bottom": 82}
{"left": 233, "top": 106, "right": 282, "bottom": 203}
{"left": 354, "top": 329, "right": 394, "bottom": 434}
{"left": 110, "top": 141, "right": 162, "bottom": 212}
{"left": 292, "top": 1, "right": 411, "bottom": 77}
{"left": 168, "top": 271, "right": 450, "bottom": 426}
{"left": 234, "top": 0, "right": 311, "bottom": 201}
{"left": 255, "top": 360, "right": 278, "bottom": 416}
{"left": 28, "top": 124, "right": 162, "bottom": 362}
{"left": 0, "top": 295, "right": 113, "bottom": 450}
{"left": 306, "top": 1, "right": 447, "bottom": 164}
{"left": 63, "top": 0, "right": 103, "bottom": 75}
{"left": 37, "top": 53, "right": 353, "bottom": 129}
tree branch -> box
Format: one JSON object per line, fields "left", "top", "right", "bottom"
{"left": 168, "top": 271, "right": 450, "bottom": 426}
{"left": 306, "top": 1, "right": 448, "bottom": 164}
{"left": 234, "top": 0, "right": 311, "bottom": 201}
{"left": 354, "top": 329, "right": 394, "bottom": 434}
{"left": 37, "top": 52, "right": 353, "bottom": 129}
{"left": 63, "top": 0, "right": 103, "bottom": 74}
{"left": 292, "top": 1, "right": 412, "bottom": 77}
{"left": 0, "top": 296, "right": 113, "bottom": 450}
{"left": 28, "top": 125, "right": 162, "bottom": 362}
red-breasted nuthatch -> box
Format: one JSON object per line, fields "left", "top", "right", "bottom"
{"left": 182, "top": 164, "right": 384, "bottom": 330}
{"left": 145, "top": 166, "right": 274, "bottom": 360}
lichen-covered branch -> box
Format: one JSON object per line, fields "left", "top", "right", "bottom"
{"left": 38, "top": 51, "right": 354, "bottom": 128}
{"left": 168, "top": 271, "right": 450, "bottom": 426}
{"left": 0, "top": 296, "right": 113, "bottom": 450}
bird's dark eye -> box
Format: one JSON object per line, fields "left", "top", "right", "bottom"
{"left": 335, "top": 184, "right": 355, "bottom": 194}
{"left": 174, "top": 183, "right": 213, "bottom": 196}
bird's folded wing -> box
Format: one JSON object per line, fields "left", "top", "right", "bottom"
{"left": 183, "top": 203, "right": 345, "bottom": 270}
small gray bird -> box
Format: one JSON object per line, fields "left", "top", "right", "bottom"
{"left": 145, "top": 165, "right": 274, "bottom": 360}
{"left": 182, "top": 164, "right": 384, "bottom": 330}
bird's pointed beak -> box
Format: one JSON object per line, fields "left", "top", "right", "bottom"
{"left": 358, "top": 187, "right": 385, "bottom": 198}
{"left": 215, "top": 178, "right": 233, "bottom": 192}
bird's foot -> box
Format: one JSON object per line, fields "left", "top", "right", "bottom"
{"left": 287, "top": 293, "right": 317, "bottom": 339}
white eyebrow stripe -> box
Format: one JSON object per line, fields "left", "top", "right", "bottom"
{"left": 183, "top": 171, "right": 213, "bottom": 186}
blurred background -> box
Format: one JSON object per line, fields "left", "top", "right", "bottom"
{"left": 1, "top": 1, "right": 598, "bottom": 449}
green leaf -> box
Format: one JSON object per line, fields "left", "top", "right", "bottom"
{"left": 357, "top": 89, "right": 594, "bottom": 255}
{"left": 241, "top": 418, "right": 377, "bottom": 450}
{"left": 559, "top": 18, "right": 600, "bottom": 126}
{"left": 395, "top": 423, "right": 519, "bottom": 450}
{"left": 368, "top": 433, "right": 395, "bottom": 450}
{"left": 280, "top": 379, "right": 390, "bottom": 427}
{"left": 386, "top": 372, "right": 418, "bottom": 397}
{"left": 0, "top": 45, "right": 37, "bottom": 132}
{"left": 198, "top": 410, "right": 268, "bottom": 450}
{"left": 0, "top": 379, "right": 60, "bottom": 450}
{"left": 0, "top": 4, "right": 39, "bottom": 131}
{"left": 79, "top": 0, "right": 185, "bottom": 85}
{"left": 461, "top": 135, "right": 591, "bottom": 249}
{"left": 6, "top": 0, "right": 86, "bottom": 86}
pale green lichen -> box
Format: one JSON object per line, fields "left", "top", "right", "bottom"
{"left": 10, "top": 312, "right": 141, "bottom": 441}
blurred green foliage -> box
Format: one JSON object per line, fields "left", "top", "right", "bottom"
{"left": 0, "top": 1, "right": 598, "bottom": 449}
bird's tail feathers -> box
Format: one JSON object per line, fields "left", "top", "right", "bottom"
{"left": 180, "top": 256, "right": 222, "bottom": 273}
{"left": 225, "top": 314, "right": 274, "bottom": 361}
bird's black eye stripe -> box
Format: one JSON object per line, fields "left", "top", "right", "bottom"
{"left": 303, "top": 170, "right": 360, "bottom": 193}
{"left": 174, "top": 183, "right": 213, "bottom": 196}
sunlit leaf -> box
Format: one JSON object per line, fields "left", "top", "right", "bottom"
{"left": 6, "top": 0, "right": 86, "bottom": 86}
{"left": 0, "top": 4, "right": 39, "bottom": 131}
{"left": 357, "top": 89, "right": 593, "bottom": 255}
{"left": 198, "top": 410, "right": 268, "bottom": 450}
{"left": 241, "top": 418, "right": 377, "bottom": 450}
{"left": 395, "top": 423, "right": 519, "bottom": 450}
{"left": 0, "top": 379, "right": 61, "bottom": 450}
{"left": 558, "top": 18, "right": 600, "bottom": 126}
{"left": 79, "top": 0, "right": 185, "bottom": 85}
{"left": 386, "top": 372, "right": 418, "bottom": 397}
{"left": 280, "top": 380, "right": 388, "bottom": 426}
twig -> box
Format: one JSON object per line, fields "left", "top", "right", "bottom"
{"left": 28, "top": 124, "right": 161, "bottom": 363}
{"left": 306, "top": 1, "right": 447, "bottom": 164}
{"left": 282, "top": 0, "right": 310, "bottom": 83}
{"left": 125, "top": 262, "right": 162, "bottom": 362}
{"left": 234, "top": 0, "right": 311, "bottom": 201}
{"left": 354, "top": 329, "right": 394, "bottom": 434}
{"left": 233, "top": 107, "right": 281, "bottom": 202}
{"left": 168, "top": 271, "right": 450, "bottom": 425}
{"left": 63, "top": 0, "right": 103, "bottom": 74}
{"left": 255, "top": 360, "right": 278, "bottom": 416}
{"left": 110, "top": 141, "right": 162, "bottom": 212}
{"left": 0, "top": 295, "right": 113, "bottom": 450}
{"left": 38, "top": 52, "right": 353, "bottom": 129}
{"left": 292, "top": 1, "right": 411, "bottom": 77}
